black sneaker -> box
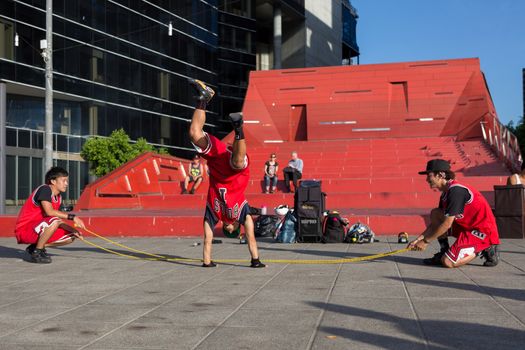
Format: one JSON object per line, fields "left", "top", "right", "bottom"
{"left": 189, "top": 79, "right": 215, "bottom": 103}
{"left": 228, "top": 112, "right": 243, "bottom": 129}
{"left": 481, "top": 245, "right": 499, "bottom": 267}
{"left": 189, "top": 188, "right": 195, "bottom": 194}
{"left": 202, "top": 261, "right": 217, "bottom": 268}
{"left": 239, "top": 237, "right": 247, "bottom": 244}
{"left": 25, "top": 244, "right": 36, "bottom": 255}
{"left": 250, "top": 258, "right": 266, "bottom": 268}
{"left": 423, "top": 251, "right": 444, "bottom": 266}
{"left": 30, "top": 248, "right": 52, "bottom": 264}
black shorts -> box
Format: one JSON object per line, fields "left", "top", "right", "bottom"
{"left": 204, "top": 203, "right": 250, "bottom": 228}
{"left": 189, "top": 176, "right": 202, "bottom": 183}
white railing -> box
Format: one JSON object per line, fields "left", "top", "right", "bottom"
{"left": 480, "top": 113, "right": 522, "bottom": 173}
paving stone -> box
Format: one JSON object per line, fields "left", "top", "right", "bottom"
{"left": 0, "top": 237, "right": 524, "bottom": 350}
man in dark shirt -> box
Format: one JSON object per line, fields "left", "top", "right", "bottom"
{"left": 408, "top": 159, "right": 500, "bottom": 268}
{"left": 15, "top": 167, "right": 85, "bottom": 263}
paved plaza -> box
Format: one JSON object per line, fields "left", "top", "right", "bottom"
{"left": 0, "top": 236, "right": 524, "bottom": 350}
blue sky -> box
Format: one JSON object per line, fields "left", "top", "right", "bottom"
{"left": 351, "top": 0, "right": 525, "bottom": 125}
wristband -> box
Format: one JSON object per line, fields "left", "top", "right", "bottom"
{"left": 67, "top": 213, "right": 76, "bottom": 220}
{"left": 422, "top": 237, "right": 430, "bottom": 244}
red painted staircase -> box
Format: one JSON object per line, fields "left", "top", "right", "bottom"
{"left": 58, "top": 135, "right": 508, "bottom": 237}
{"left": 0, "top": 58, "right": 518, "bottom": 238}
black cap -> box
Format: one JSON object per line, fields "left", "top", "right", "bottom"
{"left": 418, "top": 159, "right": 450, "bottom": 175}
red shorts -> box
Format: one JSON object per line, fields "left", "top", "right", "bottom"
{"left": 15, "top": 217, "right": 75, "bottom": 245}
{"left": 444, "top": 228, "right": 491, "bottom": 264}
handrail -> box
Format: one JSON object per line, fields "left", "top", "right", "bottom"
{"left": 455, "top": 111, "right": 491, "bottom": 140}
{"left": 480, "top": 113, "right": 522, "bottom": 173}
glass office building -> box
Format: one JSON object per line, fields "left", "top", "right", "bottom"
{"left": 0, "top": 1, "right": 356, "bottom": 206}
{"left": 217, "top": 1, "right": 256, "bottom": 119}
{"left": 342, "top": 0, "right": 359, "bottom": 64}
{"left": 0, "top": 0, "right": 256, "bottom": 205}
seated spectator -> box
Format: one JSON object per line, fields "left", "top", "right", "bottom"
{"left": 283, "top": 151, "right": 303, "bottom": 193}
{"left": 183, "top": 154, "right": 205, "bottom": 194}
{"left": 507, "top": 162, "right": 525, "bottom": 185}
{"left": 263, "top": 153, "right": 279, "bottom": 193}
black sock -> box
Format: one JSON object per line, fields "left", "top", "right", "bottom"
{"left": 438, "top": 237, "right": 449, "bottom": 253}
{"left": 234, "top": 127, "right": 245, "bottom": 140}
{"left": 195, "top": 100, "right": 207, "bottom": 110}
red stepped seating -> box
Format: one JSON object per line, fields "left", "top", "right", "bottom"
{"left": 0, "top": 58, "right": 515, "bottom": 238}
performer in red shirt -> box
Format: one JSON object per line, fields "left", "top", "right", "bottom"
{"left": 408, "top": 159, "right": 500, "bottom": 267}
{"left": 15, "top": 167, "right": 85, "bottom": 263}
{"left": 189, "top": 79, "right": 265, "bottom": 268}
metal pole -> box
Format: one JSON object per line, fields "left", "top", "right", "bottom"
{"left": 0, "top": 83, "right": 6, "bottom": 214}
{"left": 44, "top": 0, "right": 53, "bottom": 174}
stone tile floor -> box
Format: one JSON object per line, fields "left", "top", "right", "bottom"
{"left": 0, "top": 236, "right": 524, "bottom": 350}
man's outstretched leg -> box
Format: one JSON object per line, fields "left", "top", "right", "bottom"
{"left": 243, "top": 215, "right": 266, "bottom": 268}
{"left": 189, "top": 79, "right": 215, "bottom": 150}
{"left": 202, "top": 220, "right": 216, "bottom": 267}
{"left": 229, "top": 112, "right": 247, "bottom": 169}
{"left": 189, "top": 79, "right": 216, "bottom": 267}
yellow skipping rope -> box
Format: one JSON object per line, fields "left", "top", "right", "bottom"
{"left": 77, "top": 226, "right": 410, "bottom": 265}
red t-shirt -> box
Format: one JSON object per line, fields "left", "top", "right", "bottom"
{"left": 195, "top": 133, "right": 250, "bottom": 225}
{"left": 15, "top": 185, "right": 62, "bottom": 234}
{"left": 439, "top": 180, "right": 500, "bottom": 245}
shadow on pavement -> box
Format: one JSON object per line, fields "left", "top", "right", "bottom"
{"left": 307, "top": 301, "right": 525, "bottom": 349}
{"left": 0, "top": 245, "right": 28, "bottom": 260}
{"left": 55, "top": 246, "right": 248, "bottom": 268}
{"left": 386, "top": 276, "right": 525, "bottom": 302}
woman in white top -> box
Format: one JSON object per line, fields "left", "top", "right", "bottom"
{"left": 507, "top": 162, "right": 525, "bottom": 185}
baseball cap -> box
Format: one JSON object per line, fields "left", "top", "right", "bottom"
{"left": 418, "top": 159, "right": 450, "bottom": 175}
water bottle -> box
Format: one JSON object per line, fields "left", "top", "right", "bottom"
{"left": 261, "top": 205, "right": 267, "bottom": 215}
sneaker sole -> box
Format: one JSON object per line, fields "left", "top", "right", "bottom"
{"left": 190, "top": 79, "right": 215, "bottom": 102}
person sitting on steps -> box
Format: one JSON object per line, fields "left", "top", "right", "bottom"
{"left": 282, "top": 151, "right": 303, "bottom": 193}
{"left": 263, "top": 153, "right": 279, "bottom": 193}
{"left": 507, "top": 161, "right": 525, "bottom": 185}
{"left": 183, "top": 154, "right": 205, "bottom": 194}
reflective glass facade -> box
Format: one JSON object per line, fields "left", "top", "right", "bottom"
{"left": 218, "top": 0, "right": 256, "bottom": 116}
{"left": 342, "top": 0, "right": 359, "bottom": 64}
{"left": 1, "top": 1, "right": 351, "bottom": 205}
{"left": 0, "top": 0, "right": 256, "bottom": 204}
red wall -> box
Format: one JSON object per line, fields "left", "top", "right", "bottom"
{"left": 242, "top": 58, "right": 497, "bottom": 144}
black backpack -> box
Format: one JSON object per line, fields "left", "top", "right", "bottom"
{"left": 322, "top": 211, "right": 347, "bottom": 243}
{"left": 254, "top": 215, "right": 280, "bottom": 237}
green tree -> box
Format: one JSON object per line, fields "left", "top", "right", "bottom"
{"left": 81, "top": 129, "right": 168, "bottom": 177}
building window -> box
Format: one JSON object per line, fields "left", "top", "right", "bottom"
{"left": 91, "top": 49, "right": 105, "bottom": 83}
{"left": 18, "top": 156, "right": 30, "bottom": 202}
{"left": 0, "top": 19, "right": 14, "bottom": 60}
{"left": 6, "top": 156, "right": 16, "bottom": 202}
{"left": 159, "top": 72, "right": 170, "bottom": 100}
{"left": 221, "top": 0, "right": 252, "bottom": 18}
{"left": 220, "top": 26, "right": 252, "bottom": 53}
{"left": 31, "top": 157, "right": 42, "bottom": 191}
